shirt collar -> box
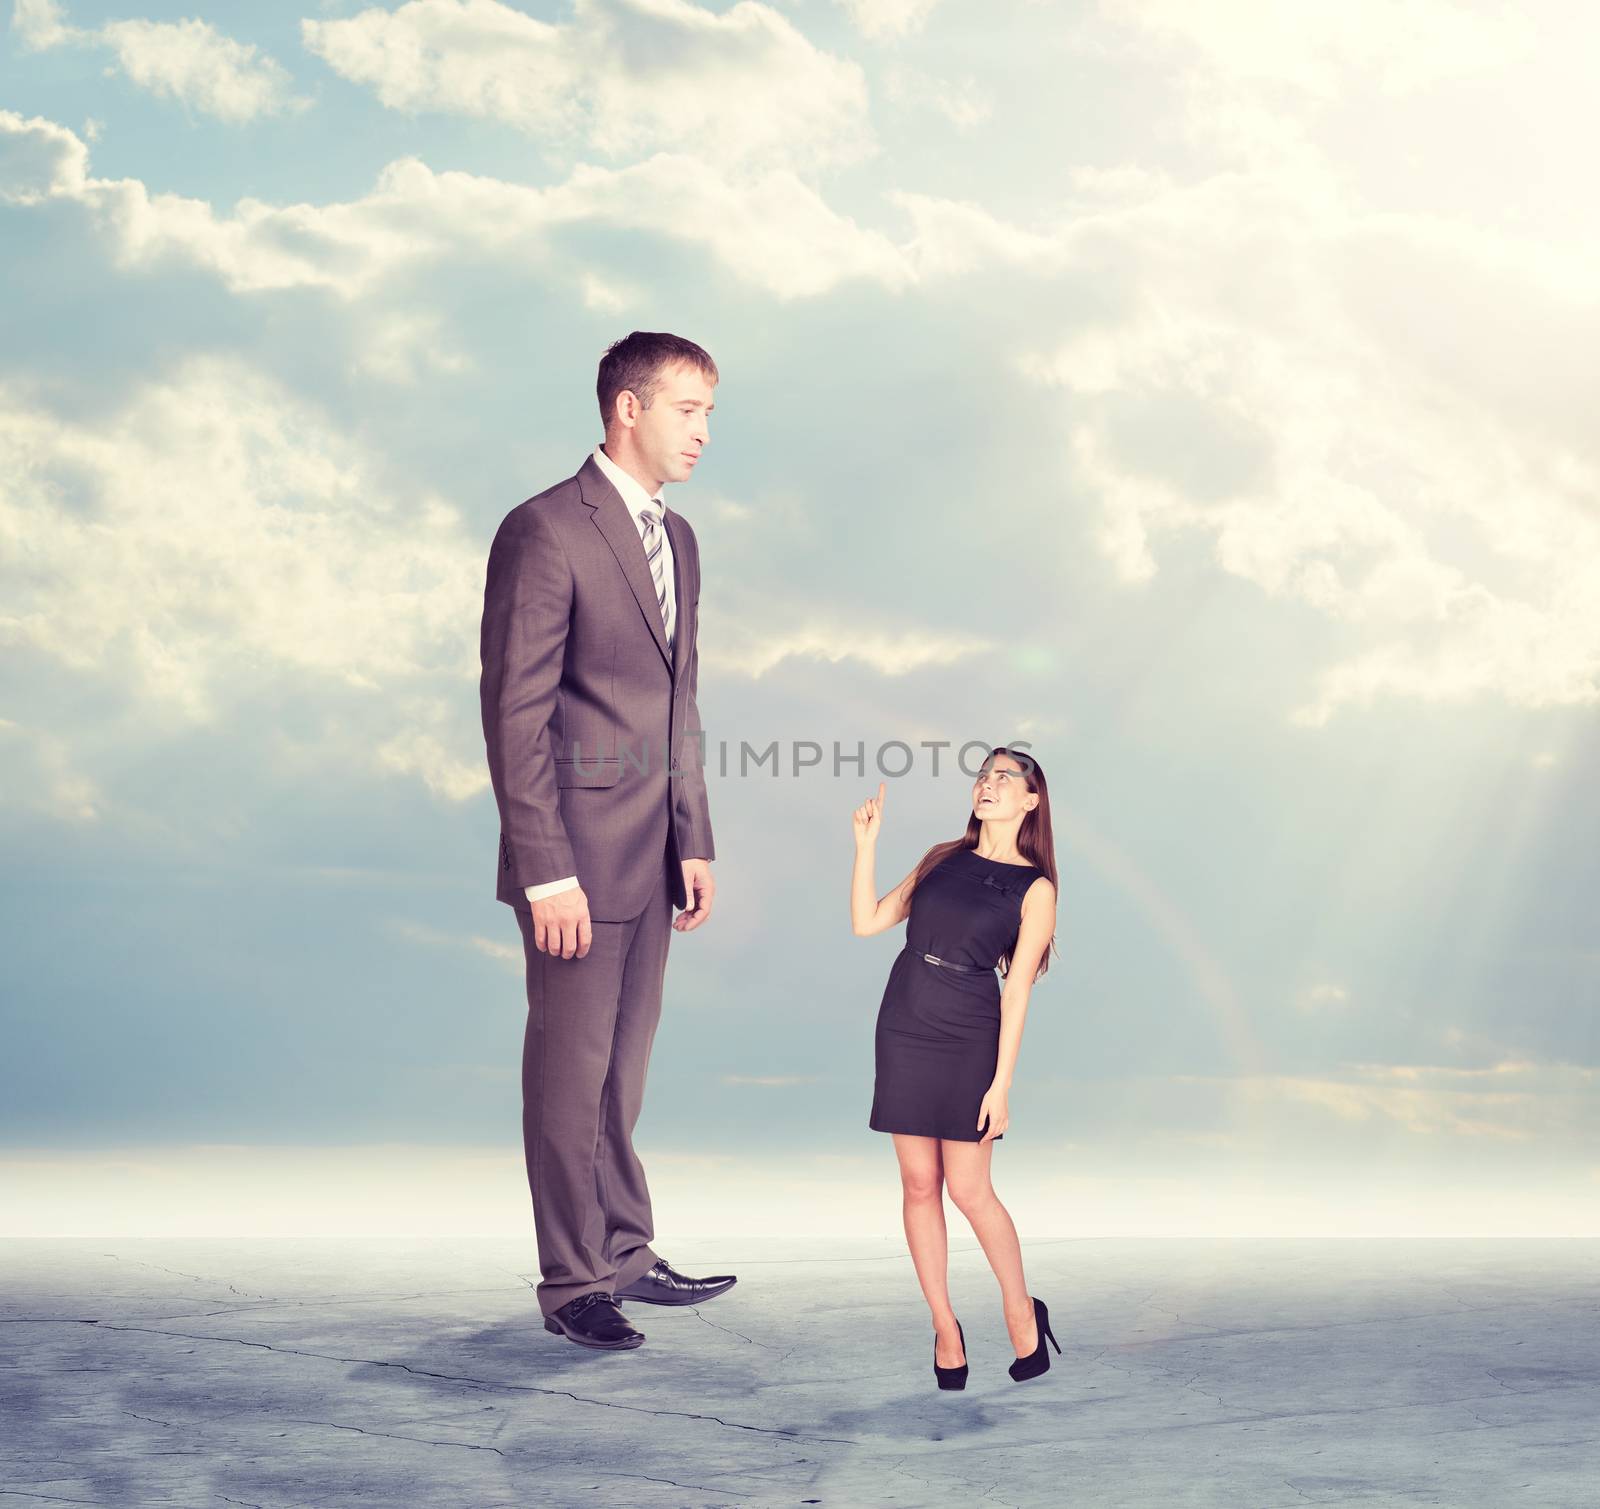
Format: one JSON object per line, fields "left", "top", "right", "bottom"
{"left": 592, "top": 445, "right": 664, "bottom": 525}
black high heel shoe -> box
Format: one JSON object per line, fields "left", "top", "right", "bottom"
{"left": 1007, "top": 1297, "right": 1061, "bottom": 1382}
{"left": 934, "top": 1318, "right": 968, "bottom": 1391}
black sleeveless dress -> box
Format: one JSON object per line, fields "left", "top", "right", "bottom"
{"left": 869, "top": 847, "right": 1046, "bottom": 1142}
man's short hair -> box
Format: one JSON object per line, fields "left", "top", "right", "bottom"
{"left": 597, "top": 332, "right": 719, "bottom": 430}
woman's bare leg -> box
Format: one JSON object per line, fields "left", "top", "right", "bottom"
{"left": 892, "top": 1133, "right": 965, "bottom": 1366}
{"left": 941, "top": 1139, "right": 1038, "bottom": 1355}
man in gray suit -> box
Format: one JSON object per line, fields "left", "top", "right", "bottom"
{"left": 479, "top": 331, "right": 735, "bottom": 1350}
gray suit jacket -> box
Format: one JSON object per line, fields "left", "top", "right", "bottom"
{"left": 479, "top": 454, "right": 714, "bottom": 921}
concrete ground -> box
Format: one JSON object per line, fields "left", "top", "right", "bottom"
{"left": 2, "top": 1236, "right": 1596, "bottom": 1508}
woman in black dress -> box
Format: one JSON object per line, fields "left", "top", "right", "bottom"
{"left": 851, "top": 746, "right": 1060, "bottom": 1388}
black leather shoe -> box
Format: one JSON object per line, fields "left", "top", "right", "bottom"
{"left": 614, "top": 1259, "right": 737, "bottom": 1306}
{"left": 543, "top": 1291, "right": 644, "bottom": 1349}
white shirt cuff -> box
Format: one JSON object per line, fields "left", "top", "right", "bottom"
{"left": 524, "top": 875, "right": 579, "bottom": 903}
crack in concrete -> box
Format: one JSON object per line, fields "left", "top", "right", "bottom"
{"left": 1171, "top": 1365, "right": 1257, "bottom": 1416}
{"left": 99, "top": 1253, "right": 272, "bottom": 1301}
{"left": 1, "top": 1320, "right": 108, "bottom": 1327}
{"left": 594, "top": 1470, "right": 727, "bottom": 1495}
{"left": 1077, "top": 1298, "right": 1574, "bottom": 1361}
{"left": 16, "top": 1318, "right": 857, "bottom": 1448}
{"left": 1135, "top": 1291, "right": 1225, "bottom": 1334}
{"left": 887, "top": 1453, "right": 938, "bottom": 1497}
{"left": 1087, "top": 1345, "right": 1583, "bottom": 1434}
{"left": 0, "top": 1367, "right": 116, "bottom": 1374}
{"left": 882, "top": 1449, "right": 1024, "bottom": 1509}
{"left": 101, "top": 1285, "right": 532, "bottom": 1329}
{"left": 1112, "top": 1347, "right": 1270, "bottom": 1419}
{"left": 1221, "top": 1384, "right": 1595, "bottom": 1430}
{"left": 976, "top": 1472, "right": 1021, "bottom": 1509}
{"left": 688, "top": 1305, "right": 783, "bottom": 1352}
{"left": 1090, "top": 1350, "right": 1142, "bottom": 1380}
{"left": 280, "top": 1416, "right": 506, "bottom": 1456}
{"left": 169, "top": 1286, "right": 527, "bottom": 1322}
{"left": 0, "top": 1494, "right": 106, "bottom": 1506}
{"left": 119, "top": 1409, "right": 174, "bottom": 1428}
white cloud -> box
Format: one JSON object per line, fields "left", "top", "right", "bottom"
{"left": 1013, "top": 3, "right": 1600, "bottom": 725}
{"left": 12, "top": 1, "right": 305, "bottom": 122}
{"left": 0, "top": 356, "right": 482, "bottom": 728}
{"left": 1297, "top": 982, "right": 1349, "bottom": 1012}
{"left": 552, "top": 153, "right": 912, "bottom": 297}
{"left": 303, "top": 0, "right": 871, "bottom": 173}
{"left": 98, "top": 17, "right": 304, "bottom": 122}
{"left": 882, "top": 61, "right": 991, "bottom": 129}
{"left": 301, "top": 0, "right": 574, "bottom": 125}
{"left": 390, "top": 918, "right": 522, "bottom": 968}
{"left": 889, "top": 188, "right": 1062, "bottom": 279}
{"left": 835, "top": 0, "right": 940, "bottom": 42}
{"left": 577, "top": 269, "right": 631, "bottom": 313}
{"left": 708, "top": 608, "right": 997, "bottom": 678}
{"left": 1016, "top": 161, "right": 1600, "bottom": 724}
{"left": 0, "top": 717, "right": 103, "bottom": 821}
{"left": 1, "top": 109, "right": 1100, "bottom": 306}
{"left": 0, "top": 109, "right": 91, "bottom": 204}
{"left": 354, "top": 311, "right": 471, "bottom": 384}
{"left": 720, "top": 1074, "right": 822, "bottom": 1086}
{"left": 1177, "top": 1058, "right": 1598, "bottom": 1141}
{"left": 0, "top": 112, "right": 910, "bottom": 301}
{"left": 1100, "top": 0, "right": 1535, "bottom": 97}
{"left": 12, "top": 0, "right": 72, "bottom": 49}
{"left": 375, "top": 702, "right": 485, "bottom": 801}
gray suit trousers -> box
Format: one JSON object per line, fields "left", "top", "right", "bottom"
{"left": 513, "top": 845, "right": 675, "bottom": 1316}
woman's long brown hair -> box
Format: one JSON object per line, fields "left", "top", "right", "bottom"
{"left": 905, "top": 746, "right": 1059, "bottom": 982}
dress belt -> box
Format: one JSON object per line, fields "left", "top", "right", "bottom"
{"left": 919, "top": 951, "right": 993, "bottom": 975}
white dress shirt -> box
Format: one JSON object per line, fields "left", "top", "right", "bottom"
{"left": 524, "top": 446, "right": 677, "bottom": 906}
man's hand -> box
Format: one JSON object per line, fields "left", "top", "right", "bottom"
{"left": 532, "top": 885, "right": 593, "bottom": 959}
{"left": 674, "top": 858, "right": 715, "bottom": 933}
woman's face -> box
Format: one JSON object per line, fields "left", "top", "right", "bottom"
{"left": 972, "top": 755, "right": 1034, "bottom": 823}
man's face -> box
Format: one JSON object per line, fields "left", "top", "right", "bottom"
{"left": 630, "top": 362, "right": 715, "bottom": 487}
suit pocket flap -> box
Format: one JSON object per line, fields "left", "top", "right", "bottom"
{"left": 554, "top": 758, "right": 621, "bottom": 788}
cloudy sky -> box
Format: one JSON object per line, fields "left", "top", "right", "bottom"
{"left": 2, "top": 0, "right": 1597, "bottom": 1235}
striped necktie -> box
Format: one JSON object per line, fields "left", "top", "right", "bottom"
{"left": 638, "top": 504, "right": 674, "bottom": 656}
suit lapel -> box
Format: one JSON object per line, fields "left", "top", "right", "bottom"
{"left": 579, "top": 455, "right": 672, "bottom": 673}
{"left": 663, "top": 508, "right": 692, "bottom": 684}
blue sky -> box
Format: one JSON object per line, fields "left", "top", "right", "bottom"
{"left": 2, "top": 0, "right": 1597, "bottom": 1232}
